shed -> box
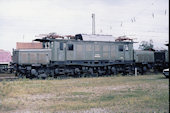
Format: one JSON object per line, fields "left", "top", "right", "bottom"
{"left": 0, "top": 49, "right": 11, "bottom": 64}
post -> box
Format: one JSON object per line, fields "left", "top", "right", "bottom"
{"left": 92, "top": 13, "right": 95, "bottom": 35}
{"left": 135, "top": 67, "right": 137, "bottom": 76}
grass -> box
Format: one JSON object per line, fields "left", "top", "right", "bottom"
{"left": 0, "top": 74, "right": 169, "bottom": 113}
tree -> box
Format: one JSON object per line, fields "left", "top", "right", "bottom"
{"left": 139, "top": 39, "right": 154, "bottom": 50}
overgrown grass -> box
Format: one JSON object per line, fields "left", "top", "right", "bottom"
{"left": 0, "top": 74, "right": 169, "bottom": 112}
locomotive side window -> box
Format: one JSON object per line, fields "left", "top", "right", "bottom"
{"left": 125, "top": 45, "right": 129, "bottom": 51}
{"left": 67, "top": 44, "right": 74, "bottom": 51}
{"left": 60, "top": 42, "right": 63, "bottom": 50}
{"left": 50, "top": 42, "right": 54, "bottom": 48}
{"left": 119, "top": 45, "right": 124, "bottom": 51}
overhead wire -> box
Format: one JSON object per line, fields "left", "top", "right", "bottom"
{"left": 98, "top": 0, "right": 168, "bottom": 38}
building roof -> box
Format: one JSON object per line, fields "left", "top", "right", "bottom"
{"left": 0, "top": 49, "right": 11, "bottom": 63}
{"left": 16, "top": 42, "right": 43, "bottom": 49}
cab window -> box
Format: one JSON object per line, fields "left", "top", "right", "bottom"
{"left": 67, "top": 44, "right": 74, "bottom": 51}
{"left": 60, "top": 42, "right": 63, "bottom": 50}
{"left": 119, "top": 45, "right": 124, "bottom": 52}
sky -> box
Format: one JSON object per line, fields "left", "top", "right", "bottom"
{"left": 0, "top": 0, "right": 169, "bottom": 52}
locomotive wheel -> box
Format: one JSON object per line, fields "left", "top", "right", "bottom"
{"left": 18, "top": 73, "right": 24, "bottom": 78}
{"left": 89, "top": 68, "right": 93, "bottom": 74}
{"left": 111, "top": 67, "right": 117, "bottom": 75}
{"left": 143, "top": 66, "right": 147, "bottom": 72}
{"left": 38, "top": 73, "right": 48, "bottom": 79}
{"left": 91, "top": 73, "right": 98, "bottom": 77}
{"left": 81, "top": 73, "right": 87, "bottom": 78}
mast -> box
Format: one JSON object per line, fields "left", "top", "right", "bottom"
{"left": 92, "top": 13, "right": 95, "bottom": 35}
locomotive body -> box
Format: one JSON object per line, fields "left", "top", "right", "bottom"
{"left": 154, "top": 51, "right": 169, "bottom": 71}
{"left": 134, "top": 50, "right": 154, "bottom": 63}
{"left": 12, "top": 35, "right": 134, "bottom": 78}
{"left": 12, "top": 34, "right": 169, "bottom": 78}
{"left": 133, "top": 50, "right": 169, "bottom": 73}
{"left": 50, "top": 40, "right": 133, "bottom": 62}
{"left": 134, "top": 50, "right": 154, "bottom": 72}
{"left": 13, "top": 49, "right": 51, "bottom": 65}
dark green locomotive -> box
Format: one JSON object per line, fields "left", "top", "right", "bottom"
{"left": 12, "top": 34, "right": 169, "bottom": 78}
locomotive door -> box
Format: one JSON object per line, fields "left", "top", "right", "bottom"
{"left": 58, "top": 42, "right": 66, "bottom": 61}
{"left": 117, "top": 45, "right": 124, "bottom": 61}
{"left": 124, "top": 44, "right": 130, "bottom": 61}
{"left": 94, "top": 44, "right": 102, "bottom": 60}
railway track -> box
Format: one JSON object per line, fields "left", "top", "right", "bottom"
{"left": 0, "top": 76, "right": 18, "bottom": 82}
{"left": 0, "top": 73, "right": 18, "bottom": 82}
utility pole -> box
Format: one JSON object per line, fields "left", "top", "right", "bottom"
{"left": 23, "top": 34, "right": 25, "bottom": 42}
{"left": 92, "top": 13, "right": 95, "bottom": 35}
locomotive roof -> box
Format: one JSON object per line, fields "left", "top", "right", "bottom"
{"left": 34, "top": 38, "right": 134, "bottom": 44}
{"left": 80, "top": 34, "right": 115, "bottom": 42}
{"left": 34, "top": 34, "right": 136, "bottom": 44}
